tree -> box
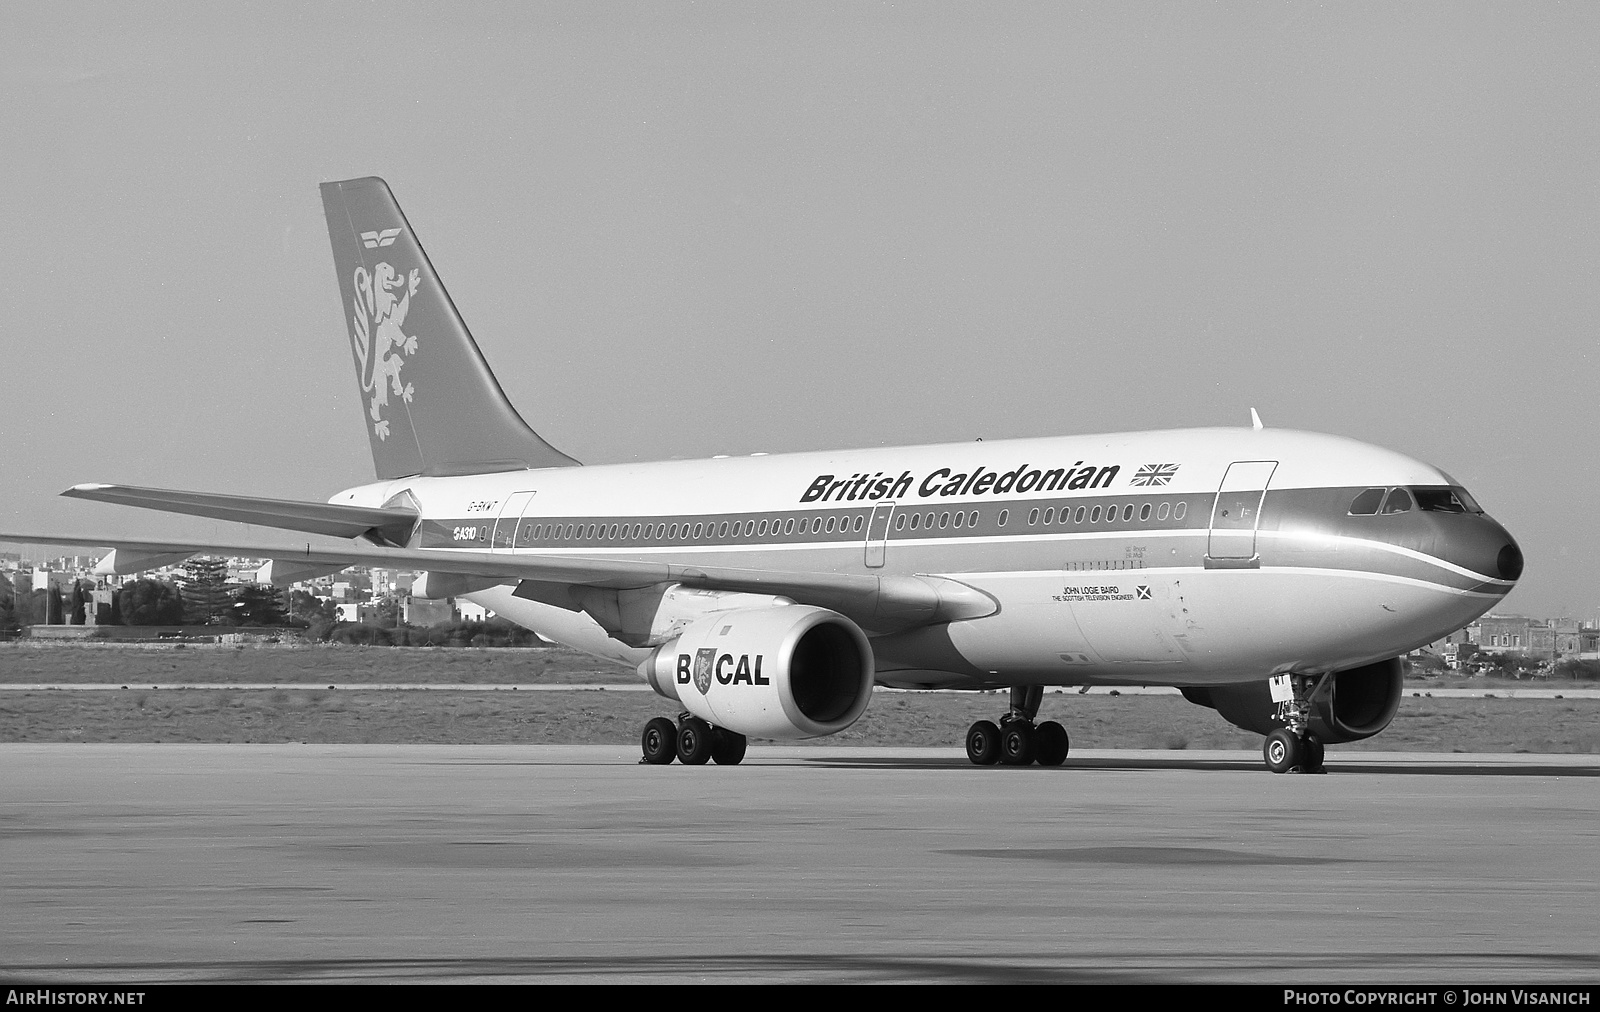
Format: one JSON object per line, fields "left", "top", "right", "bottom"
{"left": 232, "top": 584, "right": 288, "bottom": 626}
{"left": 179, "top": 557, "right": 234, "bottom": 625}
{"left": 69, "top": 580, "right": 88, "bottom": 625}
{"left": 117, "top": 579, "right": 185, "bottom": 625}
{"left": 288, "top": 590, "right": 336, "bottom": 628}
{"left": 0, "top": 574, "right": 20, "bottom": 638}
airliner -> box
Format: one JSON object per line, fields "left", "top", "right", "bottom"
{"left": 3, "top": 177, "right": 1523, "bottom": 773}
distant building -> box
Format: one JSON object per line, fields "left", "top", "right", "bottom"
{"left": 403, "top": 596, "right": 455, "bottom": 626}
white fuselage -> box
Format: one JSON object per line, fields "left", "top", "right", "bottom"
{"left": 330, "top": 426, "right": 1518, "bottom": 688}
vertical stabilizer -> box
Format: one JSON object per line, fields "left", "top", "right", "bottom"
{"left": 320, "top": 176, "right": 579, "bottom": 479}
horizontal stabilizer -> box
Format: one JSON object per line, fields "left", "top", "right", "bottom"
{"left": 61, "top": 484, "right": 419, "bottom": 545}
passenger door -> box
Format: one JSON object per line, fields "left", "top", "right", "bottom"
{"left": 1207, "top": 461, "right": 1277, "bottom": 562}
{"left": 491, "top": 491, "right": 538, "bottom": 552}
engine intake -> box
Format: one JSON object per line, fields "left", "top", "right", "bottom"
{"left": 640, "top": 605, "right": 875, "bottom": 740}
{"left": 1180, "top": 658, "right": 1404, "bottom": 743}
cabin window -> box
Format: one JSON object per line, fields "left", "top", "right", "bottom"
{"left": 1157, "top": 502, "right": 1169, "bottom": 521}
{"left": 715, "top": 521, "right": 727, "bottom": 538}
{"left": 668, "top": 523, "right": 679, "bottom": 538}
{"left": 1381, "top": 488, "right": 1413, "bottom": 514}
{"left": 970, "top": 511, "right": 980, "bottom": 527}
{"left": 1028, "top": 508, "right": 1040, "bottom": 525}
{"left": 998, "top": 509, "right": 1009, "bottom": 526}
{"left": 1090, "top": 505, "right": 1102, "bottom": 523}
{"left": 938, "top": 512, "right": 949, "bottom": 529}
{"left": 784, "top": 518, "right": 795, "bottom": 535}
{"left": 1123, "top": 504, "right": 1134, "bottom": 522}
{"left": 953, "top": 512, "right": 965, "bottom": 529}
{"left": 908, "top": 513, "right": 920, "bottom": 531}
{"left": 758, "top": 520, "right": 768, "bottom": 536}
{"left": 1348, "top": 488, "right": 1386, "bottom": 515}
{"left": 609, "top": 524, "right": 619, "bottom": 539}
{"left": 1042, "top": 507, "right": 1055, "bottom": 525}
{"left": 1175, "top": 502, "right": 1188, "bottom": 520}
{"left": 895, "top": 514, "right": 906, "bottom": 531}
{"left": 826, "top": 516, "right": 836, "bottom": 533}
{"left": 691, "top": 523, "right": 702, "bottom": 538}
{"left": 1139, "top": 503, "right": 1151, "bottom": 522}
{"left": 853, "top": 516, "right": 864, "bottom": 533}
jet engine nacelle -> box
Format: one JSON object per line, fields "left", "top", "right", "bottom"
{"left": 1180, "top": 658, "right": 1404, "bottom": 743}
{"left": 640, "top": 605, "right": 875, "bottom": 740}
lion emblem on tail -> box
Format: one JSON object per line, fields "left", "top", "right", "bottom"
{"left": 351, "top": 262, "right": 421, "bottom": 440}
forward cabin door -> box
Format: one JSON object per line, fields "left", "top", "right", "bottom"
{"left": 491, "top": 491, "right": 538, "bottom": 552}
{"left": 1207, "top": 461, "right": 1277, "bottom": 562}
{"left": 863, "top": 504, "right": 895, "bottom": 568}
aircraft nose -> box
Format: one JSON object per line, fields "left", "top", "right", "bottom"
{"left": 1442, "top": 516, "right": 1522, "bottom": 585}
{"left": 1494, "top": 536, "right": 1524, "bottom": 582}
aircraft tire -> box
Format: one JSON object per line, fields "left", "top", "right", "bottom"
{"left": 677, "top": 718, "right": 715, "bottom": 765}
{"left": 966, "top": 720, "right": 1001, "bottom": 766}
{"left": 1302, "top": 737, "right": 1326, "bottom": 773}
{"left": 1263, "top": 728, "right": 1303, "bottom": 774}
{"left": 999, "top": 722, "right": 1035, "bottom": 766}
{"left": 1034, "top": 721, "right": 1070, "bottom": 766}
{"left": 711, "top": 728, "right": 748, "bottom": 766}
{"left": 641, "top": 717, "right": 678, "bottom": 765}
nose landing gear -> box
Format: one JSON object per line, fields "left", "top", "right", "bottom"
{"left": 1263, "top": 674, "right": 1328, "bottom": 774}
{"left": 965, "top": 686, "right": 1070, "bottom": 767}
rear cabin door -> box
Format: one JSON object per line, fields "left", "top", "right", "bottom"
{"left": 491, "top": 491, "right": 538, "bottom": 552}
{"left": 1207, "top": 461, "right": 1277, "bottom": 561}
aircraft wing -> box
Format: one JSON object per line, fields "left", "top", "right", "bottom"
{"left": 0, "top": 531, "right": 994, "bottom": 632}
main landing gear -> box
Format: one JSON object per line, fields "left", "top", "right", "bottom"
{"left": 965, "top": 686, "right": 1070, "bottom": 767}
{"left": 639, "top": 715, "right": 747, "bottom": 766}
{"left": 1263, "top": 674, "right": 1327, "bottom": 774}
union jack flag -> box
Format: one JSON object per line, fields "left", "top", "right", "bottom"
{"left": 1130, "top": 463, "right": 1180, "bottom": 486}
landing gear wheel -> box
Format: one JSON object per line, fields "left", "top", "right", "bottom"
{"left": 711, "top": 728, "right": 748, "bottom": 766}
{"left": 1303, "top": 737, "right": 1326, "bottom": 774}
{"left": 1034, "top": 721, "right": 1070, "bottom": 767}
{"left": 999, "top": 722, "right": 1035, "bottom": 766}
{"left": 640, "top": 717, "right": 678, "bottom": 765}
{"left": 1264, "top": 728, "right": 1304, "bottom": 774}
{"left": 966, "top": 720, "right": 1001, "bottom": 766}
{"left": 676, "top": 717, "right": 715, "bottom": 765}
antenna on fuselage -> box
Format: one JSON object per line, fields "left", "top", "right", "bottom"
{"left": 1250, "top": 408, "right": 1264, "bottom": 430}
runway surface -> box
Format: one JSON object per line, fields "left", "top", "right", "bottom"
{"left": 3, "top": 745, "right": 1598, "bottom": 984}
{"left": 5, "top": 684, "right": 1596, "bottom": 698}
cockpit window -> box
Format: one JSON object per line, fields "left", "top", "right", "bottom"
{"left": 1412, "top": 486, "right": 1483, "bottom": 514}
{"left": 1381, "top": 488, "right": 1413, "bottom": 514}
{"left": 1348, "top": 488, "right": 1385, "bottom": 515}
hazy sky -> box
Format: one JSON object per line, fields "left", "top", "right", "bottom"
{"left": 2, "top": 3, "right": 1595, "bottom": 618}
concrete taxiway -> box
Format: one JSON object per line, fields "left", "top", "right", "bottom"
{"left": 2, "top": 745, "right": 1597, "bottom": 984}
